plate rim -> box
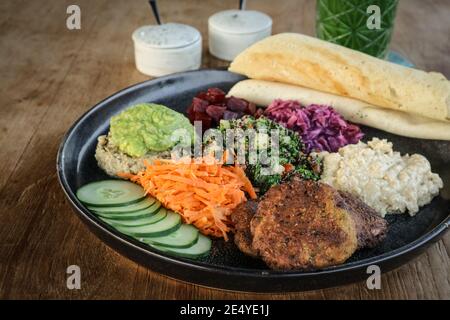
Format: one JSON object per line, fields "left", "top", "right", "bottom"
{"left": 56, "top": 68, "right": 450, "bottom": 280}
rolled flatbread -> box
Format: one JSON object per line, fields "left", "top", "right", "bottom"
{"left": 229, "top": 33, "right": 450, "bottom": 122}
{"left": 228, "top": 80, "right": 450, "bottom": 141}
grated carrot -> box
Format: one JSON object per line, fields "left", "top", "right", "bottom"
{"left": 119, "top": 157, "right": 257, "bottom": 240}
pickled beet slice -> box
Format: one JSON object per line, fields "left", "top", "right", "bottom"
{"left": 193, "top": 112, "right": 213, "bottom": 131}
{"left": 205, "top": 88, "right": 226, "bottom": 104}
{"left": 206, "top": 105, "right": 227, "bottom": 122}
{"left": 192, "top": 97, "right": 209, "bottom": 113}
{"left": 186, "top": 88, "right": 266, "bottom": 129}
{"left": 195, "top": 91, "right": 209, "bottom": 101}
{"left": 246, "top": 102, "right": 257, "bottom": 115}
{"left": 223, "top": 110, "right": 240, "bottom": 120}
{"left": 227, "top": 96, "right": 247, "bottom": 112}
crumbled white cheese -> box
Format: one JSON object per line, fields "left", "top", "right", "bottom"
{"left": 319, "top": 138, "right": 443, "bottom": 217}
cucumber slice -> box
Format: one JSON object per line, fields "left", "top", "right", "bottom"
{"left": 151, "top": 234, "right": 211, "bottom": 259}
{"left": 93, "top": 201, "right": 161, "bottom": 220}
{"left": 88, "top": 197, "right": 156, "bottom": 213}
{"left": 141, "top": 224, "right": 199, "bottom": 248}
{"left": 115, "top": 211, "right": 182, "bottom": 237}
{"left": 77, "top": 180, "right": 145, "bottom": 207}
{"left": 101, "top": 208, "right": 167, "bottom": 227}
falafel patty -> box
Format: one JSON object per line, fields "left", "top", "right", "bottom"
{"left": 251, "top": 179, "right": 386, "bottom": 270}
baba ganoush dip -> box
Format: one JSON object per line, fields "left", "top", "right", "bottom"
{"left": 319, "top": 138, "right": 443, "bottom": 217}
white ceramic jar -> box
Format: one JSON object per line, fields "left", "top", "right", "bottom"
{"left": 132, "top": 23, "right": 202, "bottom": 77}
{"left": 208, "top": 9, "right": 272, "bottom": 61}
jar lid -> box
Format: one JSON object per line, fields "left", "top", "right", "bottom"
{"left": 132, "top": 23, "right": 201, "bottom": 49}
{"left": 208, "top": 10, "right": 272, "bottom": 35}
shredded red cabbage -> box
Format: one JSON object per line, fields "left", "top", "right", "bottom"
{"left": 264, "top": 100, "right": 364, "bottom": 152}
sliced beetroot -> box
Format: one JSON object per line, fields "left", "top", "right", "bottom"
{"left": 193, "top": 111, "right": 212, "bottom": 130}
{"left": 223, "top": 110, "right": 239, "bottom": 120}
{"left": 226, "top": 96, "right": 247, "bottom": 112}
{"left": 192, "top": 97, "right": 209, "bottom": 113}
{"left": 206, "top": 105, "right": 227, "bottom": 122}
{"left": 236, "top": 111, "right": 245, "bottom": 119}
{"left": 246, "top": 102, "right": 256, "bottom": 115}
{"left": 195, "top": 91, "right": 209, "bottom": 101}
{"left": 205, "top": 88, "right": 226, "bottom": 104}
{"left": 186, "top": 88, "right": 265, "bottom": 132}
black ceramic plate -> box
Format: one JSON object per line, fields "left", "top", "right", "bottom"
{"left": 57, "top": 69, "right": 450, "bottom": 292}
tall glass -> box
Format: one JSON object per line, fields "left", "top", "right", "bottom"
{"left": 316, "top": 0, "right": 399, "bottom": 59}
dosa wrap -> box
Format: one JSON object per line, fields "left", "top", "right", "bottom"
{"left": 228, "top": 80, "right": 450, "bottom": 141}
{"left": 229, "top": 33, "right": 450, "bottom": 122}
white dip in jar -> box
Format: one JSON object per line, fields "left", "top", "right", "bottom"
{"left": 319, "top": 138, "right": 443, "bottom": 217}
{"left": 208, "top": 9, "right": 272, "bottom": 61}
{"left": 132, "top": 23, "right": 202, "bottom": 77}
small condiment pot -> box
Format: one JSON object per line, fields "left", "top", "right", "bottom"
{"left": 132, "top": 23, "right": 202, "bottom": 77}
{"left": 208, "top": 9, "right": 272, "bottom": 61}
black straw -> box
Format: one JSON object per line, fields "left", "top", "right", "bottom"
{"left": 149, "top": 0, "right": 162, "bottom": 25}
{"left": 239, "top": 0, "right": 246, "bottom": 10}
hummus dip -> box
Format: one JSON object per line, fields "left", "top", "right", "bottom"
{"left": 95, "top": 135, "right": 170, "bottom": 177}
{"left": 319, "top": 138, "right": 443, "bottom": 217}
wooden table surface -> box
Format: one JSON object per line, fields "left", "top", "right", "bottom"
{"left": 1, "top": 0, "right": 449, "bottom": 300}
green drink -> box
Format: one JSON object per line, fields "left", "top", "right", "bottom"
{"left": 316, "top": 0, "right": 399, "bottom": 59}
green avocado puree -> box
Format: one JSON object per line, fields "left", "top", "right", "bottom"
{"left": 109, "top": 103, "right": 194, "bottom": 157}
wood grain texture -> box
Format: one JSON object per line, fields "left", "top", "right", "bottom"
{"left": 0, "top": 0, "right": 448, "bottom": 300}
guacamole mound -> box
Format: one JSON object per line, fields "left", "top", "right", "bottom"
{"left": 109, "top": 103, "right": 194, "bottom": 157}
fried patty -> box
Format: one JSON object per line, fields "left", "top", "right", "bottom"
{"left": 231, "top": 200, "right": 258, "bottom": 258}
{"left": 251, "top": 180, "right": 357, "bottom": 270}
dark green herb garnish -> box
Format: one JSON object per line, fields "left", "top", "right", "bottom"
{"left": 205, "top": 116, "right": 321, "bottom": 194}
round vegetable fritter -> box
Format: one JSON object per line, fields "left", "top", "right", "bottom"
{"left": 251, "top": 179, "right": 387, "bottom": 270}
